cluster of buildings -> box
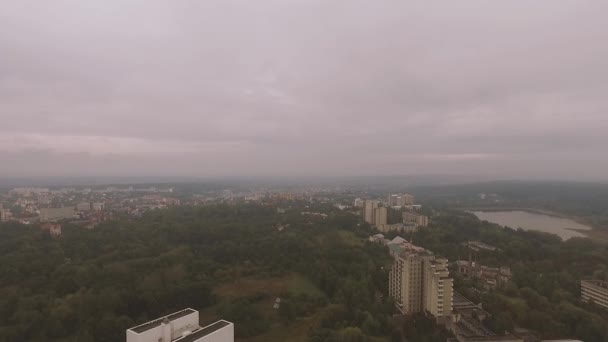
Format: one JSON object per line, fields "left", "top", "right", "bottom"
{"left": 361, "top": 200, "right": 388, "bottom": 227}
{"left": 379, "top": 235, "right": 559, "bottom": 342}
{"left": 0, "top": 186, "right": 182, "bottom": 226}
{"left": 126, "top": 309, "right": 233, "bottom": 342}
{"left": 454, "top": 261, "right": 512, "bottom": 290}
{"left": 454, "top": 241, "right": 511, "bottom": 290}
{"left": 356, "top": 193, "right": 429, "bottom": 234}
{"left": 384, "top": 236, "right": 454, "bottom": 320}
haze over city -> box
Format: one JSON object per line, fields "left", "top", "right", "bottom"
{"left": 2, "top": 0, "right": 608, "bottom": 180}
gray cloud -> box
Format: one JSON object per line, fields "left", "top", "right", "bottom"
{"left": 1, "top": 0, "right": 608, "bottom": 180}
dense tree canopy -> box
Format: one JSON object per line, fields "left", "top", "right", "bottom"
{"left": 0, "top": 203, "right": 393, "bottom": 341}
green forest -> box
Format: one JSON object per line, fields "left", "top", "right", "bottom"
{"left": 0, "top": 203, "right": 396, "bottom": 342}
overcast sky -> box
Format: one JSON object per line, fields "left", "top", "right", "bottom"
{"left": 1, "top": 1, "right": 607, "bottom": 180}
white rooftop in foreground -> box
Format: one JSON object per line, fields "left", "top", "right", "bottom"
{"left": 127, "top": 308, "right": 234, "bottom": 342}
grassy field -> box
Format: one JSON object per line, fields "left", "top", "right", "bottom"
{"left": 214, "top": 274, "right": 292, "bottom": 298}
{"left": 288, "top": 273, "right": 326, "bottom": 298}
{"left": 317, "top": 229, "right": 363, "bottom": 248}
{"left": 198, "top": 272, "right": 327, "bottom": 341}
{"left": 243, "top": 305, "right": 336, "bottom": 342}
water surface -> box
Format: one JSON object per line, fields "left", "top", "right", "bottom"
{"left": 471, "top": 210, "right": 591, "bottom": 240}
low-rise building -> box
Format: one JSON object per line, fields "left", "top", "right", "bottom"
{"left": 448, "top": 292, "right": 523, "bottom": 342}
{"left": 388, "top": 194, "right": 415, "bottom": 207}
{"left": 92, "top": 202, "right": 105, "bottom": 211}
{"left": 0, "top": 208, "right": 12, "bottom": 222}
{"left": 466, "top": 241, "right": 497, "bottom": 252}
{"left": 403, "top": 211, "right": 429, "bottom": 227}
{"left": 126, "top": 309, "right": 234, "bottom": 342}
{"left": 368, "top": 233, "right": 385, "bottom": 243}
{"left": 41, "top": 223, "right": 62, "bottom": 239}
{"left": 40, "top": 207, "right": 76, "bottom": 222}
{"left": 581, "top": 280, "right": 608, "bottom": 310}
{"left": 77, "top": 202, "right": 92, "bottom": 211}
{"left": 376, "top": 222, "right": 418, "bottom": 234}
{"left": 455, "top": 261, "right": 512, "bottom": 290}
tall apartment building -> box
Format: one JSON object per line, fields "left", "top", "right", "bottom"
{"left": 581, "top": 280, "right": 608, "bottom": 310}
{"left": 389, "top": 240, "right": 453, "bottom": 318}
{"left": 362, "top": 200, "right": 387, "bottom": 228}
{"left": 389, "top": 247, "right": 426, "bottom": 313}
{"left": 127, "top": 309, "right": 234, "bottom": 342}
{"left": 363, "top": 200, "right": 379, "bottom": 224}
{"left": 374, "top": 206, "right": 387, "bottom": 227}
{"left": 423, "top": 258, "right": 453, "bottom": 317}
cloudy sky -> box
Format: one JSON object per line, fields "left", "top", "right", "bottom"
{"left": 1, "top": 0, "right": 607, "bottom": 180}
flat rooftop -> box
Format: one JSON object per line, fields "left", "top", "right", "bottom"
{"left": 174, "top": 321, "right": 231, "bottom": 342}
{"left": 129, "top": 308, "right": 196, "bottom": 333}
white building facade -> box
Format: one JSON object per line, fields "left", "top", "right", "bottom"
{"left": 127, "top": 309, "right": 234, "bottom": 342}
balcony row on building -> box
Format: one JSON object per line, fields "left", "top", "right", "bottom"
{"left": 581, "top": 279, "right": 608, "bottom": 310}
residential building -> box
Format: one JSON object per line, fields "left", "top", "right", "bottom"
{"left": 41, "top": 223, "right": 62, "bottom": 239}
{"left": 388, "top": 239, "right": 453, "bottom": 318}
{"left": 455, "top": 261, "right": 512, "bottom": 290}
{"left": 363, "top": 200, "right": 379, "bottom": 224}
{"left": 581, "top": 280, "right": 608, "bottom": 310}
{"left": 448, "top": 292, "right": 523, "bottom": 342}
{"left": 354, "top": 198, "right": 364, "bottom": 208}
{"left": 416, "top": 215, "right": 429, "bottom": 227}
{"left": 389, "top": 247, "right": 426, "bottom": 314}
{"left": 377, "top": 222, "right": 418, "bottom": 234}
{"left": 92, "top": 202, "right": 105, "bottom": 211}
{"left": 10, "top": 187, "right": 50, "bottom": 196}
{"left": 362, "top": 200, "right": 387, "bottom": 228}
{"left": 126, "top": 308, "right": 234, "bottom": 342}
{"left": 388, "top": 194, "right": 400, "bottom": 207}
{"left": 423, "top": 257, "right": 453, "bottom": 318}
{"left": 0, "top": 208, "right": 12, "bottom": 222}
{"left": 402, "top": 194, "right": 415, "bottom": 205}
{"left": 374, "top": 206, "right": 387, "bottom": 227}
{"left": 368, "top": 233, "right": 385, "bottom": 243}
{"left": 403, "top": 211, "right": 429, "bottom": 227}
{"left": 387, "top": 194, "right": 415, "bottom": 207}
{"left": 40, "top": 207, "right": 76, "bottom": 222}
{"left": 466, "top": 241, "right": 497, "bottom": 252}
{"left": 77, "top": 202, "right": 92, "bottom": 211}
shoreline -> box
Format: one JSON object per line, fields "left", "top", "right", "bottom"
{"left": 459, "top": 206, "right": 608, "bottom": 244}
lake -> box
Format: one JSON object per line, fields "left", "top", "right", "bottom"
{"left": 471, "top": 210, "right": 592, "bottom": 240}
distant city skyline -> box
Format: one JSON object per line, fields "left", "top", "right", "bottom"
{"left": 2, "top": 1, "right": 608, "bottom": 180}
